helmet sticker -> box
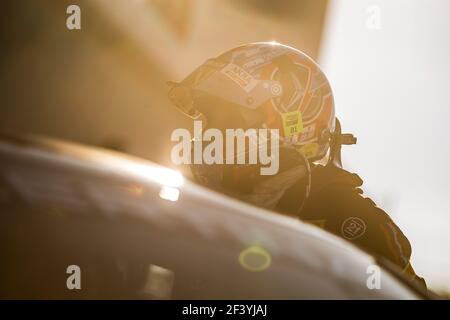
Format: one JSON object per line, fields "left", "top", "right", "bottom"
{"left": 298, "top": 123, "right": 316, "bottom": 142}
{"left": 299, "top": 142, "right": 320, "bottom": 159}
{"left": 281, "top": 110, "right": 303, "bottom": 137}
{"left": 221, "top": 63, "right": 259, "bottom": 93}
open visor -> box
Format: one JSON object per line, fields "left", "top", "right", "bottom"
{"left": 168, "top": 59, "right": 282, "bottom": 117}
{"left": 167, "top": 83, "right": 203, "bottom": 120}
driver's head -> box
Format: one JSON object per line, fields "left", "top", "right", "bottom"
{"left": 168, "top": 43, "right": 337, "bottom": 214}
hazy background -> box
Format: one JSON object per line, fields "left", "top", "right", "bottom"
{"left": 0, "top": 0, "right": 449, "bottom": 293}
{"left": 320, "top": 0, "right": 450, "bottom": 293}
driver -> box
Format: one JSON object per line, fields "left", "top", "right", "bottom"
{"left": 168, "top": 42, "right": 426, "bottom": 287}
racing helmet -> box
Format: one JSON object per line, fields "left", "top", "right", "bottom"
{"left": 169, "top": 42, "right": 343, "bottom": 163}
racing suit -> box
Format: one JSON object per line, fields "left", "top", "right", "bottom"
{"left": 281, "top": 164, "right": 426, "bottom": 287}
{"left": 190, "top": 146, "right": 426, "bottom": 288}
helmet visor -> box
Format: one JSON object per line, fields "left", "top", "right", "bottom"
{"left": 167, "top": 83, "right": 203, "bottom": 120}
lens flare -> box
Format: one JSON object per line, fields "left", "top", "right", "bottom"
{"left": 239, "top": 245, "right": 272, "bottom": 272}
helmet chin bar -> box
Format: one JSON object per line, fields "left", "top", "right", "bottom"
{"left": 327, "top": 118, "right": 357, "bottom": 169}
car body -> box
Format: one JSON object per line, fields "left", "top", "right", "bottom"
{"left": 0, "top": 134, "right": 425, "bottom": 299}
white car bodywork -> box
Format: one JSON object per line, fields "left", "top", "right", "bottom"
{"left": 0, "top": 135, "right": 421, "bottom": 299}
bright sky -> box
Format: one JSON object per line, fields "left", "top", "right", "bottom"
{"left": 320, "top": 0, "right": 450, "bottom": 292}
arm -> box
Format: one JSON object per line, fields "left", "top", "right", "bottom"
{"left": 300, "top": 165, "right": 426, "bottom": 287}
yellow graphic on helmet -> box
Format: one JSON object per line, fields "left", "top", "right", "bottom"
{"left": 299, "top": 142, "right": 320, "bottom": 159}
{"left": 281, "top": 110, "right": 303, "bottom": 137}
